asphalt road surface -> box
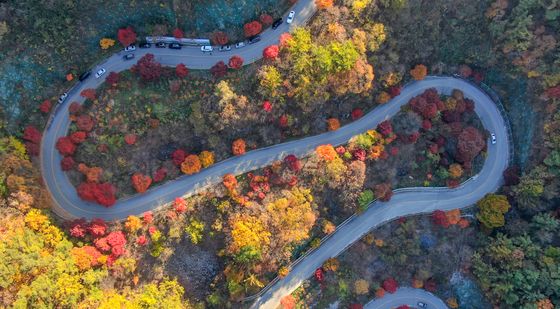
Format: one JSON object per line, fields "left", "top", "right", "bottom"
{"left": 364, "top": 288, "right": 448, "bottom": 309}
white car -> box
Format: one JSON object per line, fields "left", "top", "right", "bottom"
{"left": 491, "top": 133, "right": 497, "bottom": 145}
{"left": 201, "top": 45, "right": 213, "bottom": 52}
{"left": 235, "top": 41, "right": 245, "bottom": 49}
{"left": 58, "top": 92, "right": 68, "bottom": 104}
{"left": 124, "top": 45, "right": 136, "bottom": 52}
{"left": 417, "top": 302, "right": 427, "bottom": 308}
{"left": 95, "top": 68, "right": 106, "bottom": 78}
{"left": 287, "top": 11, "right": 295, "bottom": 24}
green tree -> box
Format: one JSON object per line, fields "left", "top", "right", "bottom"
{"left": 476, "top": 194, "right": 511, "bottom": 229}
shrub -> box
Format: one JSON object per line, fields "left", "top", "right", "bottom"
{"left": 181, "top": 155, "right": 202, "bottom": 175}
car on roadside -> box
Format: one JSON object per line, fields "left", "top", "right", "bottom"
{"left": 287, "top": 11, "right": 295, "bottom": 24}
{"left": 57, "top": 92, "right": 68, "bottom": 104}
{"left": 201, "top": 45, "right": 213, "bottom": 52}
{"left": 78, "top": 71, "right": 91, "bottom": 82}
{"left": 123, "top": 53, "right": 135, "bottom": 60}
{"left": 155, "top": 42, "right": 166, "bottom": 48}
{"left": 124, "top": 45, "right": 136, "bottom": 52}
{"left": 491, "top": 133, "right": 497, "bottom": 144}
{"left": 417, "top": 302, "right": 427, "bottom": 308}
{"left": 169, "top": 43, "right": 182, "bottom": 49}
{"left": 248, "top": 35, "right": 261, "bottom": 44}
{"left": 219, "top": 44, "right": 231, "bottom": 52}
{"left": 235, "top": 41, "right": 245, "bottom": 49}
{"left": 95, "top": 68, "right": 106, "bottom": 78}
{"left": 139, "top": 43, "right": 151, "bottom": 48}
{"left": 272, "top": 18, "right": 283, "bottom": 29}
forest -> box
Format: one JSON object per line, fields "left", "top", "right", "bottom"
{"left": 1, "top": 0, "right": 560, "bottom": 308}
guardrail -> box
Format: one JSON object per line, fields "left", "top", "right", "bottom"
{"left": 241, "top": 75, "right": 513, "bottom": 303}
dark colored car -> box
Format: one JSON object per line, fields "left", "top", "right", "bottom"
{"left": 78, "top": 71, "right": 91, "bottom": 82}
{"left": 272, "top": 18, "right": 283, "bottom": 30}
{"left": 139, "top": 43, "right": 151, "bottom": 48}
{"left": 123, "top": 53, "right": 135, "bottom": 60}
{"left": 169, "top": 43, "right": 182, "bottom": 49}
{"left": 155, "top": 42, "right": 166, "bottom": 48}
{"left": 248, "top": 35, "right": 261, "bottom": 44}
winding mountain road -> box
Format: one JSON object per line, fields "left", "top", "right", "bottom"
{"left": 39, "top": 3, "right": 510, "bottom": 309}
{"left": 364, "top": 288, "right": 448, "bottom": 309}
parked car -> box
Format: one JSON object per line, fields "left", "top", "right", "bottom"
{"left": 155, "top": 42, "right": 166, "bottom": 48}
{"left": 78, "top": 71, "right": 91, "bottom": 82}
{"left": 57, "top": 92, "right": 68, "bottom": 104}
{"left": 169, "top": 43, "right": 182, "bottom": 49}
{"left": 235, "top": 41, "right": 245, "bottom": 49}
{"left": 201, "top": 45, "right": 213, "bottom": 52}
{"left": 248, "top": 35, "right": 261, "bottom": 44}
{"left": 491, "top": 133, "right": 497, "bottom": 144}
{"left": 123, "top": 53, "right": 135, "bottom": 60}
{"left": 272, "top": 18, "right": 283, "bottom": 29}
{"left": 124, "top": 45, "right": 136, "bottom": 52}
{"left": 417, "top": 302, "right": 427, "bottom": 308}
{"left": 219, "top": 45, "right": 231, "bottom": 52}
{"left": 139, "top": 43, "right": 151, "bottom": 48}
{"left": 95, "top": 68, "right": 106, "bottom": 78}
{"left": 287, "top": 11, "right": 295, "bottom": 24}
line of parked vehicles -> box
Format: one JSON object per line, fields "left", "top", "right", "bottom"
{"left": 55, "top": 11, "right": 298, "bottom": 112}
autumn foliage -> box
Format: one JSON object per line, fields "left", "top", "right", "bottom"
{"left": 211, "top": 61, "right": 228, "bottom": 78}
{"left": 117, "top": 26, "right": 136, "bottom": 47}
{"left": 259, "top": 13, "right": 273, "bottom": 25}
{"left": 77, "top": 182, "right": 117, "bottom": 207}
{"left": 23, "top": 126, "right": 42, "bottom": 144}
{"left": 76, "top": 115, "right": 95, "bottom": 132}
{"left": 243, "top": 21, "right": 262, "bottom": 37}
{"left": 327, "top": 118, "right": 340, "bottom": 131}
{"left": 228, "top": 55, "right": 244, "bottom": 69}
{"left": 56, "top": 137, "right": 76, "bottom": 156}
{"left": 223, "top": 173, "right": 238, "bottom": 191}
{"left": 316, "top": 144, "right": 338, "bottom": 161}
{"left": 181, "top": 154, "right": 202, "bottom": 175}
{"left": 172, "top": 28, "right": 184, "bottom": 39}
{"left": 456, "top": 126, "right": 485, "bottom": 167}
{"left": 263, "top": 45, "right": 280, "bottom": 59}
{"left": 131, "top": 173, "right": 152, "bottom": 193}
{"left": 198, "top": 150, "right": 215, "bottom": 168}
{"left": 132, "top": 53, "right": 162, "bottom": 81}
{"left": 39, "top": 100, "right": 51, "bottom": 113}
{"left": 175, "top": 63, "right": 189, "bottom": 78}
{"left": 80, "top": 88, "right": 97, "bottom": 100}
{"left": 211, "top": 31, "right": 229, "bottom": 45}
{"left": 382, "top": 277, "right": 398, "bottom": 293}
{"left": 410, "top": 64, "right": 428, "bottom": 80}
{"left": 70, "top": 131, "right": 87, "bottom": 144}
{"left": 316, "top": 0, "right": 334, "bottom": 9}
{"left": 232, "top": 139, "right": 246, "bottom": 156}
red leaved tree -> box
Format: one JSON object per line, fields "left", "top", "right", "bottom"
{"left": 80, "top": 88, "right": 97, "bottom": 100}
{"left": 228, "top": 55, "right": 244, "bottom": 69}
{"left": 382, "top": 277, "right": 398, "bottom": 293}
{"left": 76, "top": 115, "right": 95, "bottom": 132}
{"left": 260, "top": 14, "right": 273, "bottom": 25}
{"left": 23, "top": 126, "right": 42, "bottom": 144}
{"left": 173, "top": 28, "right": 184, "bottom": 39}
{"left": 88, "top": 218, "right": 108, "bottom": 237}
{"left": 106, "top": 72, "right": 120, "bottom": 85}
{"left": 61, "top": 156, "right": 75, "bottom": 171}
{"left": 431, "top": 210, "right": 450, "bottom": 228}
{"left": 176, "top": 63, "right": 189, "bottom": 78}
{"left": 132, "top": 53, "right": 162, "bottom": 81}
{"left": 131, "top": 173, "right": 152, "bottom": 193}
{"left": 210, "top": 61, "right": 228, "bottom": 78}
{"left": 284, "top": 154, "right": 302, "bottom": 172}
{"left": 117, "top": 26, "right": 136, "bottom": 47}
{"left": 375, "top": 183, "right": 393, "bottom": 201}
{"left": 456, "top": 126, "right": 485, "bottom": 166}
{"left": 263, "top": 45, "right": 279, "bottom": 59}
{"left": 232, "top": 139, "right": 246, "bottom": 156}
{"left": 243, "top": 21, "right": 262, "bottom": 37}
{"left": 70, "top": 131, "right": 87, "bottom": 144}
{"left": 39, "top": 100, "right": 52, "bottom": 113}
{"left": 211, "top": 31, "right": 229, "bottom": 45}
{"left": 171, "top": 149, "right": 186, "bottom": 166}
{"left": 56, "top": 137, "right": 76, "bottom": 156}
